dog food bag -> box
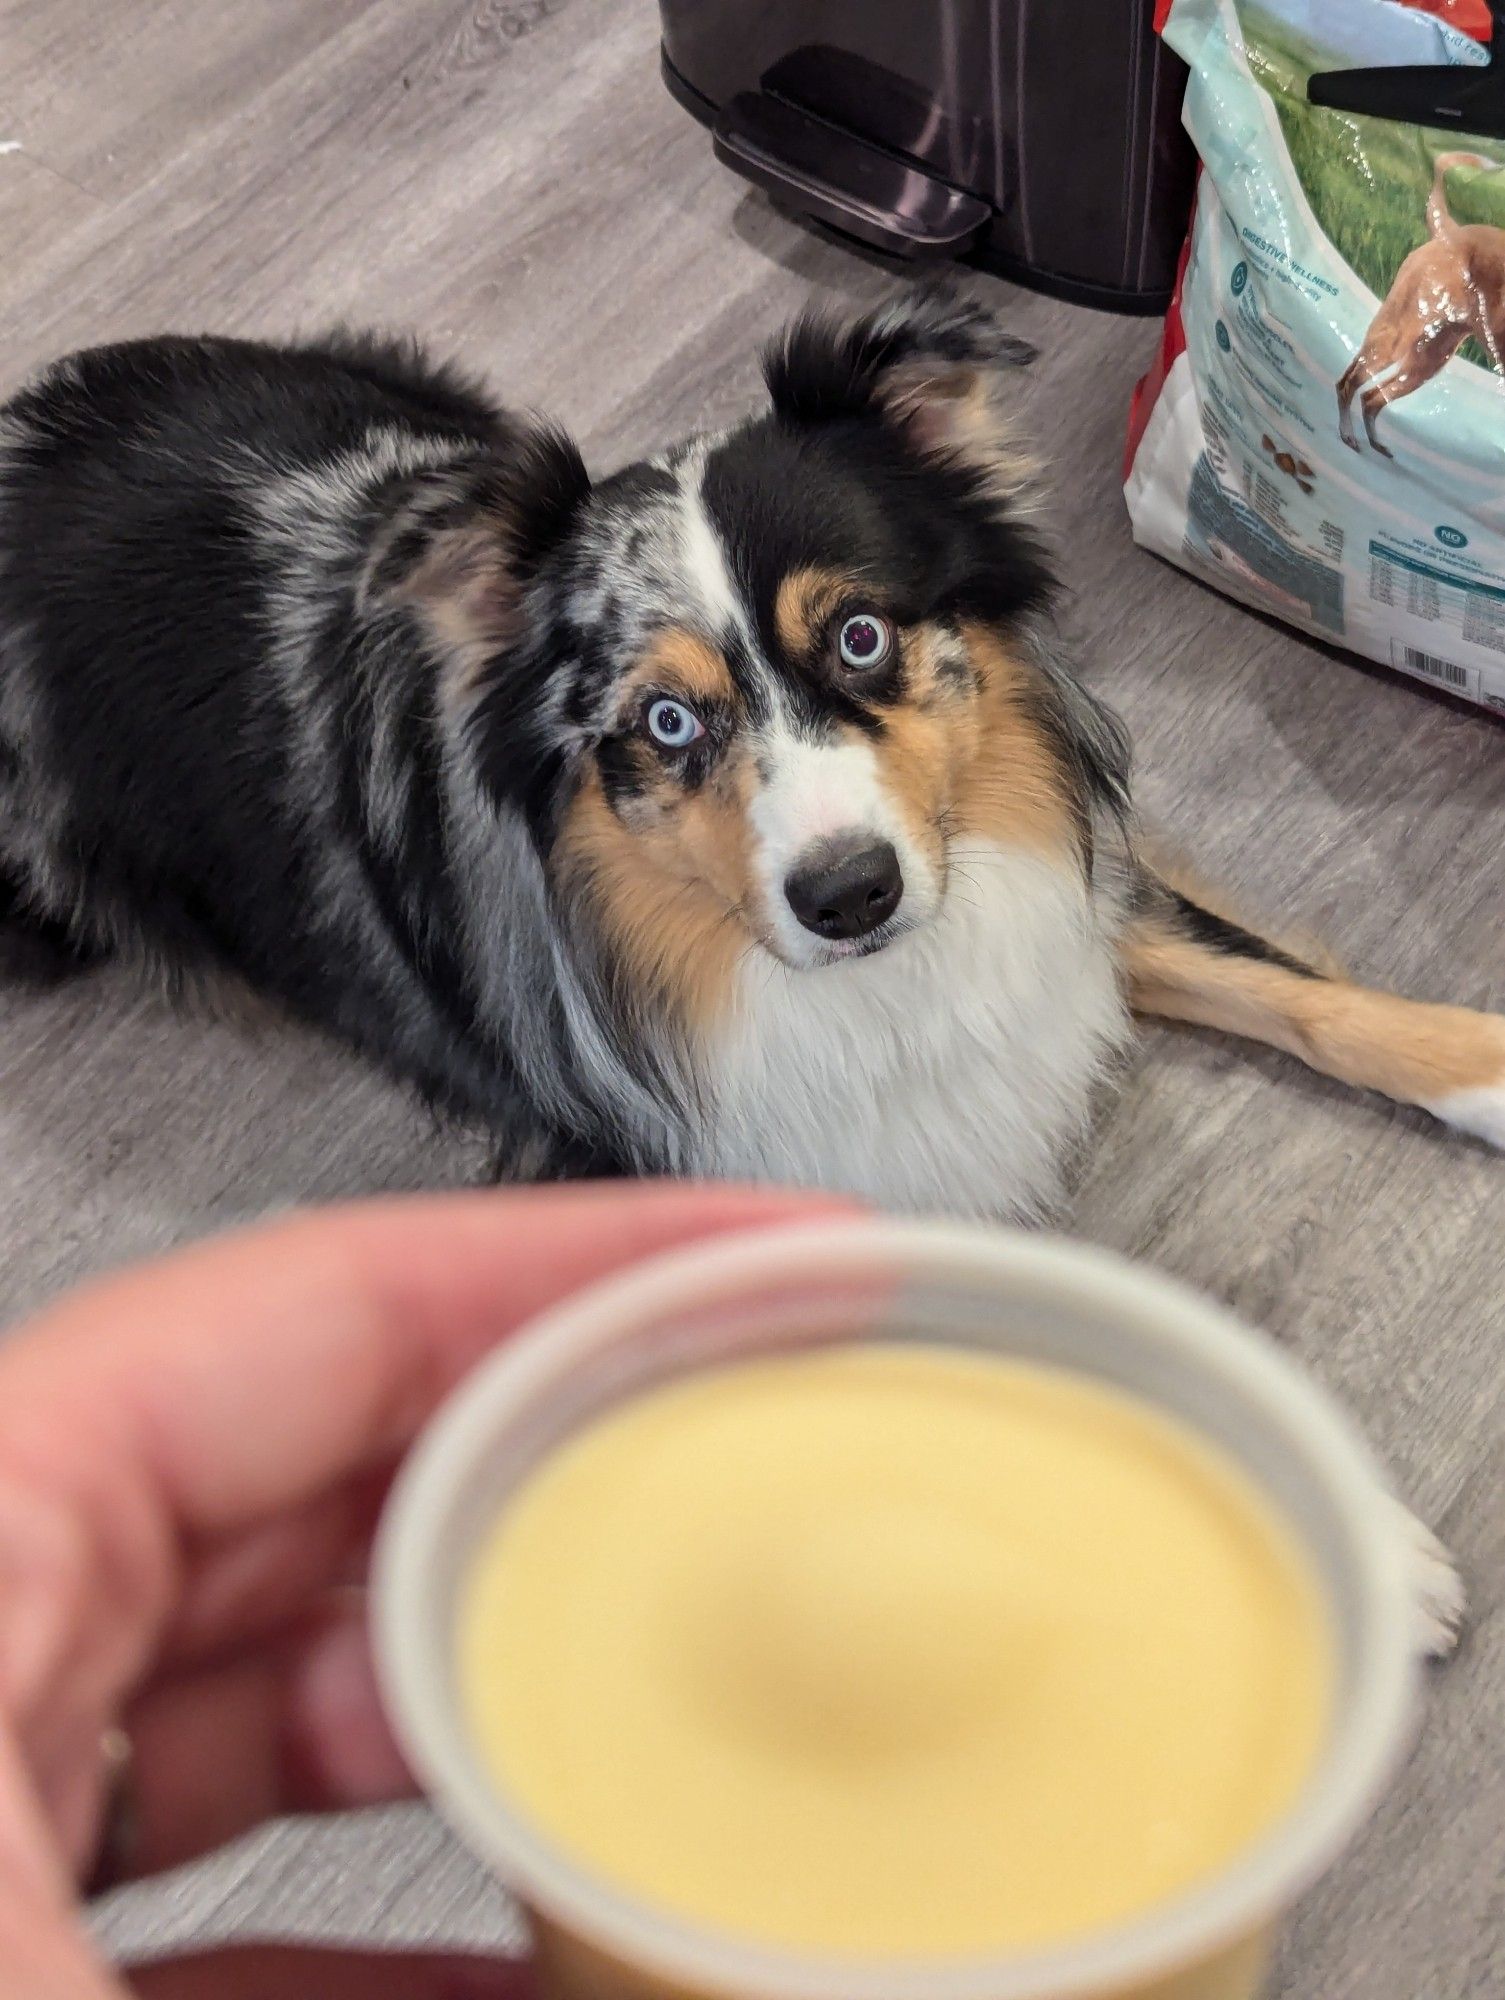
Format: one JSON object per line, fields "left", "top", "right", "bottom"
{"left": 1125, "top": 0, "right": 1505, "bottom": 712}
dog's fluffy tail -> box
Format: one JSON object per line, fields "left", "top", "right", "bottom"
{"left": 1123, "top": 869, "right": 1505, "bottom": 1148}
{"left": 1427, "top": 150, "right": 1502, "bottom": 241}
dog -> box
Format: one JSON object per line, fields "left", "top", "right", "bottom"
{"left": 1, "top": 293, "right": 1502, "bottom": 1215}
{"left": 0, "top": 289, "right": 1477, "bottom": 1647}
{"left": 1338, "top": 149, "right": 1505, "bottom": 456}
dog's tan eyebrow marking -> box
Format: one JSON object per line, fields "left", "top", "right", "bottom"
{"left": 773, "top": 568, "right": 865, "bottom": 658}
{"left": 619, "top": 628, "right": 735, "bottom": 712}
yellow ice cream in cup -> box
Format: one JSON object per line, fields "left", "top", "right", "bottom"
{"left": 375, "top": 1221, "right": 1417, "bottom": 2000}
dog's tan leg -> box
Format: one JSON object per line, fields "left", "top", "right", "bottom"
{"left": 1123, "top": 887, "right": 1505, "bottom": 1148}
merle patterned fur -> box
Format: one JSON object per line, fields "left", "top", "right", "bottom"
{"left": 0, "top": 295, "right": 1134, "bottom": 1179}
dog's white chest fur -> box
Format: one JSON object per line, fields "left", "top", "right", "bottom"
{"left": 698, "top": 841, "right": 1131, "bottom": 1217}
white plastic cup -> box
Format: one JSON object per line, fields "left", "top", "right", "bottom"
{"left": 374, "top": 1220, "right": 1418, "bottom": 2000}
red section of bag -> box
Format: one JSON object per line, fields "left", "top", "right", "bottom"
{"left": 1398, "top": 0, "right": 1492, "bottom": 40}
{"left": 1155, "top": 0, "right": 1490, "bottom": 41}
{"left": 1123, "top": 182, "right": 1196, "bottom": 482}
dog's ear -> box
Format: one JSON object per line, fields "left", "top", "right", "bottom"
{"left": 762, "top": 287, "right": 1036, "bottom": 501}
{"left": 361, "top": 425, "right": 590, "bottom": 673}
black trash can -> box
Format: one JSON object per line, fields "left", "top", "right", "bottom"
{"left": 661, "top": 0, "right": 1196, "bottom": 315}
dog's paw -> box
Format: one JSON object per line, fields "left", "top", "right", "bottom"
{"left": 1418, "top": 1012, "right": 1505, "bottom": 1150}
{"left": 1392, "top": 1498, "right": 1467, "bottom": 1661}
{"left": 1427, "top": 1080, "right": 1505, "bottom": 1151}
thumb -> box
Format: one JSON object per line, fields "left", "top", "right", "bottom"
{"left": 0, "top": 1892, "right": 126, "bottom": 2000}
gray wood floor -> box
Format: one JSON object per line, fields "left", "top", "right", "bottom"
{"left": 2, "top": 2, "right": 1502, "bottom": 1993}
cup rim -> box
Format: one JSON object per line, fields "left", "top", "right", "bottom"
{"left": 373, "top": 1219, "right": 1418, "bottom": 2000}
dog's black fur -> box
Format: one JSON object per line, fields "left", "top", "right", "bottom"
{"left": 0, "top": 332, "right": 596, "bottom": 1150}
{"left": 0, "top": 295, "right": 1140, "bottom": 1198}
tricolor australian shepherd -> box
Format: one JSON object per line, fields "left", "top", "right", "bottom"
{"left": 2, "top": 290, "right": 1503, "bottom": 1220}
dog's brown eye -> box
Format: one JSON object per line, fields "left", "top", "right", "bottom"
{"left": 836, "top": 613, "right": 893, "bottom": 671}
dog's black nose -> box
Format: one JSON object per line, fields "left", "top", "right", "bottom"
{"left": 785, "top": 841, "right": 903, "bottom": 942}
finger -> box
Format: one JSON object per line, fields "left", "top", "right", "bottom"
{"left": 128, "top": 1947, "right": 533, "bottom": 2000}
{"left": 160, "top": 1466, "right": 396, "bottom": 1669}
{"left": 122, "top": 1602, "right": 409, "bottom": 1877}
{"left": 0, "top": 1849, "right": 125, "bottom": 1998}
{"left": 0, "top": 1185, "right": 851, "bottom": 1744}
{"left": 1, "top": 1183, "right": 846, "bottom": 1537}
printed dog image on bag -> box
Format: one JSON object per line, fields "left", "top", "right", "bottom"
{"left": 1126, "top": 0, "right": 1505, "bottom": 714}
{"left": 1337, "top": 152, "right": 1505, "bottom": 454}
{"left": 1237, "top": 0, "right": 1505, "bottom": 451}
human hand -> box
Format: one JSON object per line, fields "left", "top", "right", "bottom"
{"left": 0, "top": 1182, "right": 839, "bottom": 1997}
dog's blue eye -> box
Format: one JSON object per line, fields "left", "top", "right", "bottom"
{"left": 646, "top": 698, "right": 706, "bottom": 750}
{"left": 837, "top": 613, "right": 894, "bottom": 671}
